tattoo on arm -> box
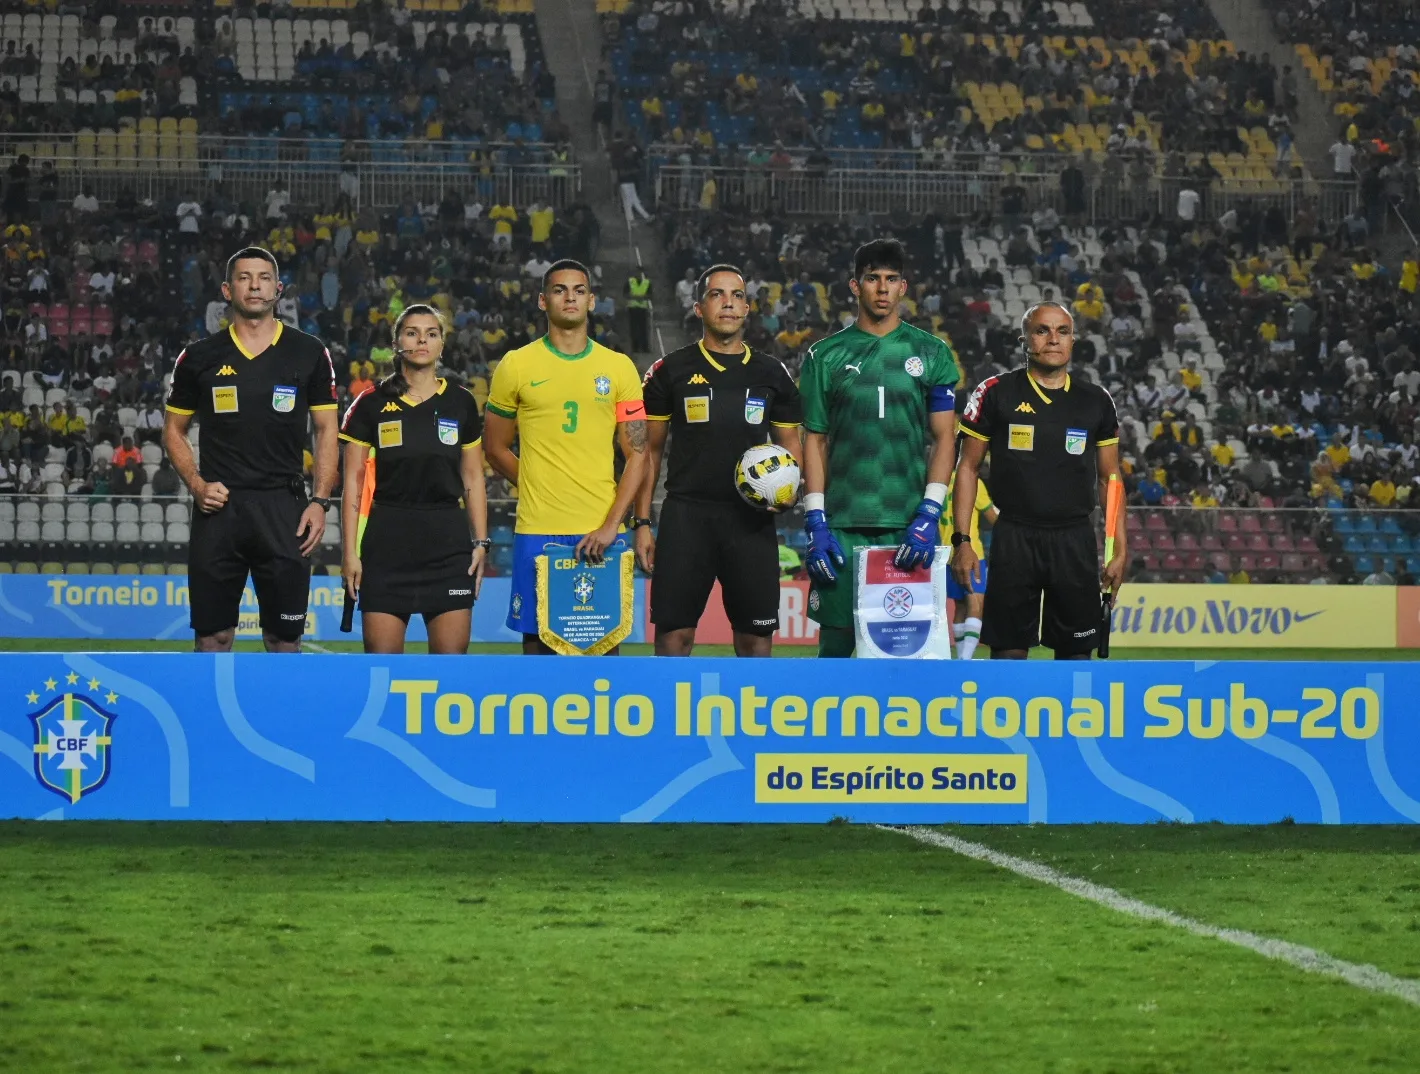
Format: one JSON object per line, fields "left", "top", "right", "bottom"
{"left": 625, "top": 419, "right": 647, "bottom": 453}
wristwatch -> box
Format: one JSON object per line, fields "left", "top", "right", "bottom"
{"left": 629, "top": 516, "right": 653, "bottom": 530}
{"left": 473, "top": 537, "right": 493, "bottom": 550}
{"left": 310, "top": 496, "right": 332, "bottom": 511}
{"left": 950, "top": 531, "right": 972, "bottom": 547}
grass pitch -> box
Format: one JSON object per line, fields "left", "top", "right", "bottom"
{"left": 1, "top": 823, "right": 1417, "bottom": 1073}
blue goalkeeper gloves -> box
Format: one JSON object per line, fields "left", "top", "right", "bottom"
{"left": 805, "top": 509, "right": 846, "bottom": 585}
{"left": 894, "top": 498, "right": 943, "bottom": 571}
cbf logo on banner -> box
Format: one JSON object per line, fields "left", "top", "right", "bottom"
{"left": 853, "top": 547, "right": 953, "bottom": 658}
{"left": 24, "top": 670, "right": 121, "bottom": 804}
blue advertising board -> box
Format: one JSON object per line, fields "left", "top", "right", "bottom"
{"left": 0, "top": 575, "right": 649, "bottom": 645}
{"left": 2, "top": 654, "right": 1418, "bottom": 824}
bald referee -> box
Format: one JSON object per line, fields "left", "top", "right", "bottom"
{"left": 951, "top": 301, "right": 1126, "bottom": 659}
{"left": 163, "top": 247, "right": 339, "bottom": 652}
{"left": 635, "top": 264, "right": 802, "bottom": 656}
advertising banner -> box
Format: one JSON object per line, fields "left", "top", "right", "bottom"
{"left": 1106, "top": 584, "right": 1398, "bottom": 648}
{"left": 3, "top": 655, "right": 1417, "bottom": 825}
{"left": 0, "top": 575, "right": 649, "bottom": 645}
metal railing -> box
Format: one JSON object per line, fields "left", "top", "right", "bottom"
{"left": 0, "top": 134, "right": 574, "bottom": 164}
{"left": 653, "top": 166, "right": 1359, "bottom": 222}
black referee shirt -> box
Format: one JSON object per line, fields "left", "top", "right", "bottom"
{"left": 339, "top": 378, "right": 483, "bottom": 507}
{"left": 166, "top": 323, "right": 338, "bottom": 490}
{"left": 643, "top": 341, "right": 802, "bottom": 503}
{"left": 959, "top": 367, "right": 1119, "bottom": 526}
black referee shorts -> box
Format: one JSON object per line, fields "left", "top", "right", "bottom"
{"left": 981, "top": 517, "right": 1101, "bottom": 656}
{"left": 358, "top": 503, "right": 475, "bottom": 620}
{"left": 651, "top": 497, "right": 781, "bottom": 637}
{"left": 188, "top": 487, "right": 312, "bottom": 640}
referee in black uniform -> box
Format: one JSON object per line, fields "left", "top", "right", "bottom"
{"left": 163, "top": 247, "right": 340, "bottom": 653}
{"left": 339, "top": 304, "right": 490, "bottom": 654}
{"left": 951, "top": 300, "right": 1127, "bottom": 659}
{"left": 635, "top": 264, "right": 803, "bottom": 656}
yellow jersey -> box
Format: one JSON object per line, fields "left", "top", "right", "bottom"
{"left": 940, "top": 475, "right": 994, "bottom": 559}
{"left": 487, "top": 336, "right": 644, "bottom": 534}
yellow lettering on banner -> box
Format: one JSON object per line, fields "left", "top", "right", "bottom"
{"left": 391, "top": 679, "right": 440, "bottom": 734}
{"left": 508, "top": 694, "right": 549, "bottom": 735}
{"left": 982, "top": 697, "right": 1020, "bottom": 739}
{"left": 555, "top": 695, "right": 589, "bottom": 735}
{"left": 771, "top": 696, "right": 808, "bottom": 736}
{"left": 926, "top": 698, "right": 957, "bottom": 736}
{"left": 740, "top": 687, "right": 768, "bottom": 736}
{"left": 1068, "top": 698, "right": 1104, "bottom": 738}
{"left": 1229, "top": 683, "right": 1268, "bottom": 740}
{"left": 435, "top": 693, "right": 475, "bottom": 735}
{"left": 697, "top": 695, "right": 735, "bottom": 737}
{"left": 1188, "top": 698, "right": 1226, "bottom": 739}
{"left": 614, "top": 696, "right": 654, "bottom": 736}
{"left": 676, "top": 682, "right": 692, "bottom": 735}
{"left": 960, "top": 683, "right": 978, "bottom": 737}
{"left": 811, "top": 696, "right": 839, "bottom": 737}
{"left": 1143, "top": 686, "right": 1184, "bottom": 738}
{"left": 841, "top": 697, "right": 880, "bottom": 737}
{"left": 594, "top": 679, "right": 611, "bottom": 736}
{"left": 479, "top": 694, "right": 507, "bottom": 735}
{"left": 1110, "top": 682, "right": 1125, "bottom": 737}
{"left": 1025, "top": 697, "right": 1064, "bottom": 737}
{"left": 885, "top": 698, "right": 921, "bottom": 737}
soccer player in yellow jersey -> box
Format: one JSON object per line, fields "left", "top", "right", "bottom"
{"left": 941, "top": 468, "right": 998, "bottom": 660}
{"left": 484, "top": 260, "right": 648, "bottom": 653}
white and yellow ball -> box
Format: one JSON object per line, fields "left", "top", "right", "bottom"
{"left": 735, "top": 444, "right": 801, "bottom": 510}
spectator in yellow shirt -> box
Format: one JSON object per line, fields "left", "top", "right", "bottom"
{"left": 528, "top": 202, "right": 554, "bottom": 245}
{"left": 46, "top": 401, "right": 68, "bottom": 437}
{"left": 1180, "top": 360, "right": 1203, "bottom": 394}
{"left": 1401, "top": 252, "right": 1419, "bottom": 297}
{"left": 735, "top": 72, "right": 759, "bottom": 96}
{"left": 862, "top": 99, "right": 886, "bottom": 126}
{"left": 821, "top": 88, "right": 841, "bottom": 113}
{"left": 1191, "top": 485, "right": 1219, "bottom": 508}
{"left": 1370, "top": 471, "right": 1398, "bottom": 507}
{"left": 1210, "top": 440, "right": 1235, "bottom": 467}
{"left": 1323, "top": 434, "right": 1350, "bottom": 469}
{"left": 489, "top": 203, "right": 517, "bottom": 250}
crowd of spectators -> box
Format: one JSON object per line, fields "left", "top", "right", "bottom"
{"left": 604, "top": 0, "right": 1298, "bottom": 184}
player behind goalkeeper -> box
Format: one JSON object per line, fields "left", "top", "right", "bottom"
{"left": 800, "top": 238, "right": 960, "bottom": 658}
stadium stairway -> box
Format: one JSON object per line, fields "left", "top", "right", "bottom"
{"left": 534, "top": 0, "right": 684, "bottom": 367}
{"left": 1206, "top": 0, "right": 1342, "bottom": 184}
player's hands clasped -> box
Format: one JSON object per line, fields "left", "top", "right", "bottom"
{"left": 342, "top": 553, "right": 362, "bottom": 600}
{"left": 634, "top": 525, "right": 655, "bottom": 574}
{"left": 894, "top": 498, "right": 942, "bottom": 571}
{"left": 804, "top": 509, "right": 845, "bottom": 585}
{"left": 193, "top": 478, "right": 229, "bottom": 515}
{"left": 575, "top": 522, "right": 621, "bottom": 564}
{"left": 295, "top": 501, "right": 327, "bottom": 557}
{"left": 951, "top": 542, "right": 981, "bottom": 592}
{"left": 468, "top": 545, "right": 487, "bottom": 600}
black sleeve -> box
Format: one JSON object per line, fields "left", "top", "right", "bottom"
{"left": 307, "top": 342, "right": 339, "bottom": 410}
{"left": 768, "top": 357, "right": 802, "bottom": 426}
{"left": 340, "top": 389, "right": 376, "bottom": 446}
{"left": 165, "top": 347, "right": 200, "bottom": 414}
{"left": 642, "top": 357, "right": 672, "bottom": 420}
{"left": 1095, "top": 387, "right": 1120, "bottom": 445}
{"left": 960, "top": 373, "right": 1001, "bottom": 442}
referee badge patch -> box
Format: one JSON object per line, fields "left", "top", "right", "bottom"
{"left": 684, "top": 396, "right": 710, "bottom": 423}
{"left": 744, "top": 395, "right": 766, "bottom": 425}
{"left": 1008, "top": 423, "right": 1035, "bottom": 451}
{"left": 1065, "top": 428, "right": 1088, "bottom": 455}
{"left": 437, "top": 418, "right": 459, "bottom": 446}
{"left": 211, "top": 385, "right": 238, "bottom": 414}
{"left": 378, "top": 420, "right": 403, "bottom": 449}
{"left": 272, "top": 385, "right": 297, "bottom": 413}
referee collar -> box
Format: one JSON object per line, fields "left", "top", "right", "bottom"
{"left": 698, "top": 339, "right": 751, "bottom": 371}
{"left": 1026, "top": 368, "right": 1070, "bottom": 404}
{"left": 399, "top": 377, "right": 448, "bottom": 407}
{"left": 229, "top": 321, "right": 283, "bottom": 359}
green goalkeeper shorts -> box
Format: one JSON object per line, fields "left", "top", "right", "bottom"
{"left": 807, "top": 528, "right": 898, "bottom": 630}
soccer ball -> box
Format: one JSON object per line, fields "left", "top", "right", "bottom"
{"left": 735, "top": 444, "right": 801, "bottom": 510}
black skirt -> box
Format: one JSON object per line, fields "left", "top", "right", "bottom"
{"left": 358, "top": 503, "right": 476, "bottom": 618}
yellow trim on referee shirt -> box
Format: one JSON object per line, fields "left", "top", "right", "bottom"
{"left": 961, "top": 426, "right": 990, "bottom": 441}
{"left": 770, "top": 420, "right": 800, "bottom": 428}
{"left": 339, "top": 433, "right": 373, "bottom": 447}
{"left": 1096, "top": 437, "right": 1119, "bottom": 446}
{"left": 698, "top": 340, "right": 752, "bottom": 371}
{"left": 310, "top": 404, "right": 338, "bottom": 410}
{"left": 165, "top": 405, "right": 195, "bottom": 415}
{"left": 229, "top": 321, "right": 283, "bottom": 359}
{"left": 1026, "top": 370, "right": 1069, "bottom": 404}
{"left": 645, "top": 413, "right": 672, "bottom": 421}
{"left": 461, "top": 437, "right": 483, "bottom": 451}
{"left": 401, "top": 377, "right": 448, "bottom": 408}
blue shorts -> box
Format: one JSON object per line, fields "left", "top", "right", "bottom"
{"left": 507, "top": 533, "right": 629, "bottom": 634}
{"left": 947, "top": 560, "right": 988, "bottom": 601}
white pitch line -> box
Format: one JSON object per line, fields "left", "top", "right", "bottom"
{"left": 881, "top": 825, "right": 1420, "bottom": 1008}
{"left": 303, "top": 641, "right": 333, "bottom": 654}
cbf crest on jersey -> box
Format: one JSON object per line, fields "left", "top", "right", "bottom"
{"left": 272, "top": 384, "right": 297, "bottom": 413}
{"left": 437, "top": 418, "right": 459, "bottom": 446}
{"left": 594, "top": 375, "right": 612, "bottom": 397}
{"left": 26, "top": 673, "right": 120, "bottom": 804}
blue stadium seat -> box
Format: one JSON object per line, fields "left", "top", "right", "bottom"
{"left": 1356, "top": 514, "right": 1378, "bottom": 534}
{"left": 1342, "top": 535, "right": 1365, "bottom": 554}
{"left": 1353, "top": 556, "right": 1375, "bottom": 575}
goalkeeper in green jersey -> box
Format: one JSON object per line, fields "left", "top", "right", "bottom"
{"left": 800, "top": 238, "right": 960, "bottom": 658}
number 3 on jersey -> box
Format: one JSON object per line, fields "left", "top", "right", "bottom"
{"left": 562, "top": 400, "right": 579, "bottom": 433}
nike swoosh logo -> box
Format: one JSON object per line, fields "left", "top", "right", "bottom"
{"left": 530, "top": 379, "right": 551, "bottom": 387}
{"left": 1292, "top": 610, "right": 1324, "bottom": 623}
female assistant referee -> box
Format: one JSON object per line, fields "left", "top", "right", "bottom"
{"left": 339, "top": 304, "right": 491, "bottom": 654}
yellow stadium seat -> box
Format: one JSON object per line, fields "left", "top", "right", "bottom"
{"left": 138, "top": 116, "right": 157, "bottom": 134}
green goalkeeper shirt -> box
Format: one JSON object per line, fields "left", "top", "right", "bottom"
{"left": 800, "top": 321, "right": 959, "bottom": 529}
